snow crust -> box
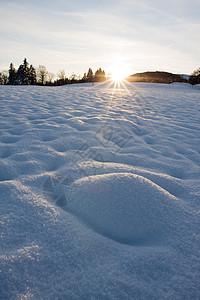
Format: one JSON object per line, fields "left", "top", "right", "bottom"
{"left": 0, "top": 82, "right": 200, "bottom": 299}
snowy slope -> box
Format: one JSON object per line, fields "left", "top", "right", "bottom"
{"left": 0, "top": 82, "right": 200, "bottom": 299}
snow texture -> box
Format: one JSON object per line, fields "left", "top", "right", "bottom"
{"left": 0, "top": 82, "right": 200, "bottom": 299}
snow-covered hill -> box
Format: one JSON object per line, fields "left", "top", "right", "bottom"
{"left": 0, "top": 82, "right": 200, "bottom": 299}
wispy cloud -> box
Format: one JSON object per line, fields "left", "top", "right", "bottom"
{"left": 0, "top": 0, "right": 199, "bottom": 74}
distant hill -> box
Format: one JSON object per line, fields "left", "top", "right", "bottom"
{"left": 127, "top": 71, "right": 188, "bottom": 84}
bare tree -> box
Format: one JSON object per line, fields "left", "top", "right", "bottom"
{"left": 70, "top": 72, "right": 77, "bottom": 80}
{"left": 47, "top": 72, "right": 55, "bottom": 84}
{"left": 191, "top": 67, "right": 200, "bottom": 76}
{"left": 37, "top": 65, "right": 47, "bottom": 85}
{"left": 189, "top": 67, "right": 200, "bottom": 85}
{"left": 57, "top": 70, "right": 65, "bottom": 81}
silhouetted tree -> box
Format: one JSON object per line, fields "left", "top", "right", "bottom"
{"left": 17, "top": 64, "right": 24, "bottom": 85}
{"left": 70, "top": 72, "right": 77, "bottom": 83}
{"left": 94, "top": 68, "right": 106, "bottom": 82}
{"left": 29, "top": 65, "right": 36, "bottom": 85}
{"left": 23, "top": 58, "right": 29, "bottom": 84}
{"left": 0, "top": 72, "right": 3, "bottom": 85}
{"left": 8, "top": 63, "right": 17, "bottom": 85}
{"left": 82, "top": 72, "right": 87, "bottom": 82}
{"left": 17, "top": 58, "right": 30, "bottom": 85}
{"left": 57, "top": 70, "right": 66, "bottom": 85}
{"left": 86, "top": 68, "right": 94, "bottom": 82}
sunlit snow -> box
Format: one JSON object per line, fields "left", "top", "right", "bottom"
{"left": 0, "top": 82, "right": 200, "bottom": 299}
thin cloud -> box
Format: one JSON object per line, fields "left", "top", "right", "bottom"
{"left": 0, "top": 0, "right": 199, "bottom": 74}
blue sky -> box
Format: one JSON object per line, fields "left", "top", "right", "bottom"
{"left": 0, "top": 0, "right": 199, "bottom": 77}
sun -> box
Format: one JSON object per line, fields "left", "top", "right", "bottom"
{"left": 111, "top": 69, "right": 127, "bottom": 82}
{"left": 110, "top": 58, "right": 130, "bottom": 82}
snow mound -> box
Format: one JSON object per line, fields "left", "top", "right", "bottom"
{"left": 65, "top": 173, "right": 181, "bottom": 244}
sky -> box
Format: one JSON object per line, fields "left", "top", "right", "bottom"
{"left": 0, "top": 0, "right": 199, "bottom": 77}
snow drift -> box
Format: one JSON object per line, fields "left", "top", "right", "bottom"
{"left": 67, "top": 173, "right": 184, "bottom": 245}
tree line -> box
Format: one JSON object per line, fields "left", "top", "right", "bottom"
{"left": 0, "top": 59, "right": 107, "bottom": 86}
{"left": 0, "top": 58, "right": 200, "bottom": 86}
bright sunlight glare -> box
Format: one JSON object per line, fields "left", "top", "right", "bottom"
{"left": 110, "top": 58, "right": 130, "bottom": 82}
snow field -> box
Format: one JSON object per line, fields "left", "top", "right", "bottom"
{"left": 0, "top": 82, "right": 200, "bottom": 299}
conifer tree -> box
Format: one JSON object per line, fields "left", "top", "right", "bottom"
{"left": 17, "top": 58, "right": 30, "bottom": 85}
{"left": 0, "top": 72, "right": 3, "bottom": 85}
{"left": 29, "top": 65, "right": 36, "bottom": 85}
{"left": 86, "top": 68, "right": 94, "bottom": 82}
{"left": 82, "top": 72, "right": 87, "bottom": 82}
{"left": 94, "top": 68, "right": 106, "bottom": 82}
{"left": 17, "top": 64, "right": 24, "bottom": 85}
{"left": 8, "top": 63, "right": 16, "bottom": 85}
{"left": 23, "top": 58, "right": 29, "bottom": 84}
